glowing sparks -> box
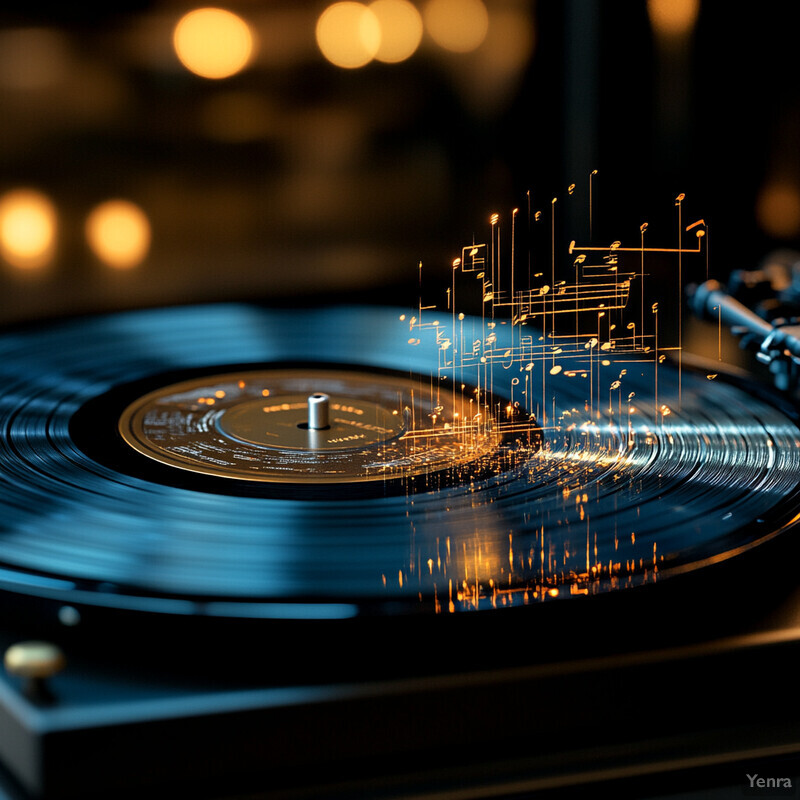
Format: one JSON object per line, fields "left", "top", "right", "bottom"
{"left": 394, "top": 183, "right": 713, "bottom": 607}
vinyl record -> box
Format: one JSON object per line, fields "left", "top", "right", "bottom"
{"left": 1, "top": 303, "right": 800, "bottom": 626}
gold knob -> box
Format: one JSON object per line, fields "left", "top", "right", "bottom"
{"left": 4, "top": 641, "right": 66, "bottom": 701}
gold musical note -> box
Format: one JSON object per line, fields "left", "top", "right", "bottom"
{"left": 403, "top": 179, "right": 706, "bottom": 474}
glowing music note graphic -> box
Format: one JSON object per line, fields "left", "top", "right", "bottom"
{"left": 406, "top": 179, "right": 706, "bottom": 474}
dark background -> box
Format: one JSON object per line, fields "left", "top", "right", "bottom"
{"left": 1, "top": 0, "right": 798, "bottom": 351}
{"left": 2, "top": 6, "right": 800, "bottom": 797}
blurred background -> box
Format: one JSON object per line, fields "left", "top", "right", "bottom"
{"left": 1, "top": 0, "right": 799, "bottom": 336}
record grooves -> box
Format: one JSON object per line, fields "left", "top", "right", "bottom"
{"left": 2, "top": 302, "right": 800, "bottom": 636}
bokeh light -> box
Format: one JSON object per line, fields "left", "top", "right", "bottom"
{"left": 369, "top": 0, "right": 423, "bottom": 64}
{"left": 424, "top": 0, "right": 489, "bottom": 54}
{"left": 0, "top": 189, "right": 57, "bottom": 270}
{"left": 85, "top": 200, "right": 152, "bottom": 269}
{"left": 316, "top": 2, "right": 381, "bottom": 69}
{"left": 173, "top": 8, "right": 254, "bottom": 79}
{"left": 449, "top": 5, "right": 535, "bottom": 115}
{"left": 647, "top": 0, "right": 700, "bottom": 38}
{"left": 0, "top": 28, "right": 70, "bottom": 91}
{"left": 756, "top": 181, "right": 800, "bottom": 240}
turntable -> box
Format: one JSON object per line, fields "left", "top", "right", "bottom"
{"left": 4, "top": 189, "right": 800, "bottom": 799}
{"left": 1, "top": 290, "right": 800, "bottom": 798}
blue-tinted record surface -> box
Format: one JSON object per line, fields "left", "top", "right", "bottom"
{"left": 1, "top": 303, "right": 800, "bottom": 620}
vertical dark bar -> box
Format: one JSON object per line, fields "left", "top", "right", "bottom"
{"left": 563, "top": 0, "right": 600, "bottom": 241}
